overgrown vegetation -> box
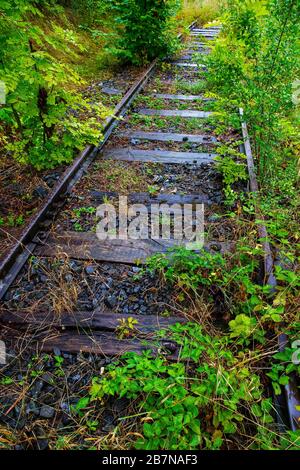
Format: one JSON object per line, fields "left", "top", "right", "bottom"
{"left": 0, "top": 1, "right": 109, "bottom": 169}
{"left": 205, "top": 0, "right": 300, "bottom": 179}
{"left": 87, "top": 323, "right": 276, "bottom": 450}
{"left": 104, "top": 0, "right": 181, "bottom": 64}
{"left": 177, "top": 0, "right": 220, "bottom": 26}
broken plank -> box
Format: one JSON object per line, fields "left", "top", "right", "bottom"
{"left": 151, "top": 93, "right": 212, "bottom": 101}
{"left": 190, "top": 32, "right": 218, "bottom": 36}
{"left": 138, "top": 109, "right": 212, "bottom": 118}
{"left": 172, "top": 62, "right": 204, "bottom": 68}
{"left": 102, "top": 148, "right": 217, "bottom": 164}
{"left": 40, "top": 331, "right": 177, "bottom": 357}
{"left": 0, "top": 310, "right": 185, "bottom": 332}
{"left": 35, "top": 234, "right": 178, "bottom": 264}
{"left": 120, "top": 131, "right": 217, "bottom": 144}
{"left": 90, "top": 191, "right": 214, "bottom": 206}
{"left": 35, "top": 232, "right": 235, "bottom": 264}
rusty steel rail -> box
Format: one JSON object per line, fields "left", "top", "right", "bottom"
{"left": 240, "top": 108, "right": 300, "bottom": 432}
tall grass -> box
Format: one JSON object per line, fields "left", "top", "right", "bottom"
{"left": 178, "top": 0, "right": 221, "bottom": 27}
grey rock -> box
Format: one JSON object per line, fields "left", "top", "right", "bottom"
{"left": 35, "top": 292, "right": 45, "bottom": 300}
{"left": 31, "top": 380, "right": 44, "bottom": 397}
{"left": 105, "top": 294, "right": 117, "bottom": 308}
{"left": 60, "top": 402, "right": 70, "bottom": 413}
{"left": 130, "top": 138, "right": 140, "bottom": 145}
{"left": 26, "top": 400, "right": 40, "bottom": 416}
{"left": 102, "top": 86, "right": 121, "bottom": 95}
{"left": 53, "top": 347, "right": 61, "bottom": 356}
{"left": 64, "top": 274, "right": 73, "bottom": 283}
{"left": 102, "top": 413, "right": 115, "bottom": 432}
{"left": 39, "top": 405, "right": 55, "bottom": 419}
{"left": 71, "top": 374, "right": 81, "bottom": 382}
{"left": 33, "top": 186, "right": 48, "bottom": 199}
{"left": 12, "top": 291, "right": 22, "bottom": 301}
{"left": 85, "top": 265, "right": 96, "bottom": 275}
{"left": 70, "top": 260, "right": 82, "bottom": 273}
{"left": 36, "top": 439, "right": 48, "bottom": 451}
{"left": 207, "top": 214, "right": 220, "bottom": 222}
{"left": 14, "top": 444, "right": 25, "bottom": 451}
{"left": 42, "top": 373, "right": 53, "bottom": 384}
{"left": 131, "top": 266, "right": 141, "bottom": 273}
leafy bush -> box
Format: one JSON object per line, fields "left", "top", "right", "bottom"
{"left": 86, "top": 323, "right": 275, "bottom": 450}
{"left": 0, "top": 1, "right": 109, "bottom": 169}
{"left": 145, "top": 247, "right": 226, "bottom": 292}
{"left": 105, "top": 0, "right": 181, "bottom": 64}
{"left": 144, "top": 244, "right": 299, "bottom": 329}
{"left": 206, "top": 0, "right": 300, "bottom": 179}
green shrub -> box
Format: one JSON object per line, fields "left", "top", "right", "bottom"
{"left": 105, "top": 0, "right": 181, "bottom": 64}
{"left": 84, "top": 323, "right": 276, "bottom": 450}
{"left": 206, "top": 0, "right": 300, "bottom": 179}
{"left": 0, "top": 0, "right": 109, "bottom": 169}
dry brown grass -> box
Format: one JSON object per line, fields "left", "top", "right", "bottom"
{"left": 178, "top": 0, "right": 221, "bottom": 27}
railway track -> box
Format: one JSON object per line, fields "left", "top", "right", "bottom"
{"left": 0, "top": 24, "right": 299, "bottom": 431}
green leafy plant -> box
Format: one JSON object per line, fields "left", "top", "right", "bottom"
{"left": 206, "top": 0, "right": 300, "bottom": 178}
{"left": 0, "top": 377, "right": 14, "bottom": 385}
{"left": 116, "top": 317, "right": 139, "bottom": 339}
{"left": 103, "top": 0, "right": 181, "bottom": 64}
{"left": 145, "top": 247, "right": 225, "bottom": 293}
{"left": 215, "top": 149, "right": 248, "bottom": 205}
{"left": 229, "top": 314, "right": 265, "bottom": 344}
{"left": 267, "top": 342, "right": 300, "bottom": 395}
{"left": 6, "top": 213, "right": 25, "bottom": 227}
{"left": 85, "top": 323, "right": 275, "bottom": 450}
{"left": 0, "top": 1, "right": 110, "bottom": 169}
{"left": 147, "top": 185, "right": 159, "bottom": 195}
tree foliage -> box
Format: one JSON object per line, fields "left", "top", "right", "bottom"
{"left": 0, "top": 0, "right": 110, "bottom": 169}
{"left": 205, "top": 0, "right": 300, "bottom": 178}
{"left": 104, "top": 0, "right": 181, "bottom": 64}
{"left": 0, "top": 0, "right": 182, "bottom": 168}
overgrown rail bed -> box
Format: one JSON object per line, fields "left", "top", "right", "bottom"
{"left": 0, "top": 13, "right": 299, "bottom": 451}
